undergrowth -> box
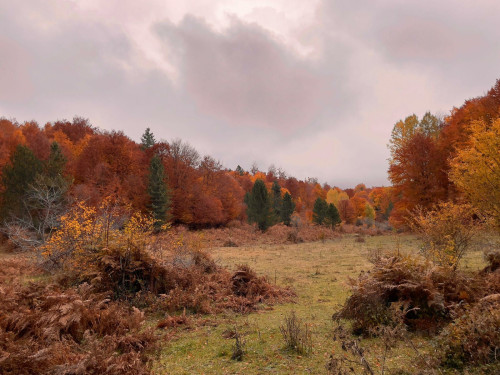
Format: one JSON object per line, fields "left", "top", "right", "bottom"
{"left": 0, "top": 201, "right": 294, "bottom": 374}
{"left": 333, "top": 249, "right": 500, "bottom": 372}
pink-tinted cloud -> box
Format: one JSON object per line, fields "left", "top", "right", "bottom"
{"left": 156, "top": 16, "right": 327, "bottom": 131}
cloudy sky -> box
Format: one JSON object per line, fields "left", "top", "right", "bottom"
{"left": 1, "top": 0, "right": 499, "bottom": 187}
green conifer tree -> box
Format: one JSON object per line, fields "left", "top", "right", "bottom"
{"left": 45, "top": 142, "right": 67, "bottom": 179}
{"left": 312, "top": 197, "right": 328, "bottom": 225}
{"left": 235, "top": 165, "right": 245, "bottom": 175}
{"left": 271, "top": 181, "right": 283, "bottom": 223}
{"left": 0, "top": 145, "right": 43, "bottom": 221}
{"left": 246, "top": 179, "right": 272, "bottom": 231}
{"left": 39, "top": 142, "right": 71, "bottom": 198}
{"left": 148, "top": 154, "right": 170, "bottom": 230}
{"left": 281, "top": 192, "right": 295, "bottom": 226}
{"left": 325, "top": 203, "right": 341, "bottom": 228}
{"left": 141, "top": 128, "right": 156, "bottom": 150}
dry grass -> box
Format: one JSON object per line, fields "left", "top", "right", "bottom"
{"left": 2, "top": 231, "right": 495, "bottom": 374}
{"left": 155, "top": 233, "right": 476, "bottom": 374}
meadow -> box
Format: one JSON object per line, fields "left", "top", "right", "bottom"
{"left": 153, "top": 234, "right": 487, "bottom": 374}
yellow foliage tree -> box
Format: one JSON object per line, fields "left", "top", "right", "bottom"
{"left": 450, "top": 118, "right": 500, "bottom": 230}
{"left": 326, "top": 188, "right": 349, "bottom": 208}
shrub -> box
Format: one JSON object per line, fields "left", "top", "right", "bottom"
{"left": 355, "top": 235, "right": 366, "bottom": 243}
{"left": 279, "top": 311, "right": 312, "bottom": 355}
{"left": 334, "top": 253, "right": 478, "bottom": 334}
{"left": 41, "top": 202, "right": 294, "bottom": 314}
{"left": 287, "top": 230, "right": 304, "bottom": 244}
{"left": 223, "top": 239, "right": 238, "bottom": 247}
{"left": 231, "top": 327, "right": 246, "bottom": 361}
{"left": 410, "top": 202, "right": 479, "bottom": 269}
{"left": 438, "top": 294, "right": 500, "bottom": 369}
{"left": 483, "top": 250, "right": 500, "bottom": 273}
{"left": 0, "top": 280, "right": 157, "bottom": 375}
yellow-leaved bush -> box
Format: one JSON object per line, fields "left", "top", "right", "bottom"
{"left": 409, "top": 202, "right": 478, "bottom": 269}
{"left": 41, "top": 198, "right": 169, "bottom": 272}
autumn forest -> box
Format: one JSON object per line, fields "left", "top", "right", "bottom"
{"left": 1, "top": 62, "right": 500, "bottom": 375}
{"left": 2, "top": 79, "right": 499, "bottom": 232}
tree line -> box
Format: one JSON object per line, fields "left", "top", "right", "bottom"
{"left": 0, "top": 119, "right": 390, "bottom": 234}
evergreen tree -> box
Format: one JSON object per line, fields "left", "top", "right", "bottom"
{"left": 0, "top": 145, "right": 43, "bottom": 221}
{"left": 41, "top": 142, "right": 71, "bottom": 197}
{"left": 271, "top": 181, "right": 282, "bottom": 223}
{"left": 235, "top": 165, "right": 245, "bottom": 176}
{"left": 148, "top": 154, "right": 170, "bottom": 230}
{"left": 325, "top": 203, "right": 341, "bottom": 228}
{"left": 281, "top": 192, "right": 295, "bottom": 226}
{"left": 141, "top": 128, "right": 156, "bottom": 150}
{"left": 312, "top": 197, "right": 328, "bottom": 225}
{"left": 45, "top": 142, "right": 67, "bottom": 179}
{"left": 246, "top": 179, "right": 272, "bottom": 231}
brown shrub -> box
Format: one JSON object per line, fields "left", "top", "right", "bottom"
{"left": 0, "top": 256, "right": 40, "bottom": 283}
{"left": 333, "top": 254, "right": 480, "bottom": 334}
{"left": 483, "top": 250, "right": 500, "bottom": 273}
{"left": 223, "top": 239, "right": 238, "bottom": 247}
{"left": 0, "top": 280, "right": 157, "bottom": 375}
{"left": 355, "top": 235, "right": 366, "bottom": 243}
{"left": 231, "top": 264, "right": 289, "bottom": 301}
{"left": 438, "top": 294, "right": 500, "bottom": 369}
{"left": 62, "top": 234, "right": 292, "bottom": 315}
{"left": 157, "top": 310, "right": 190, "bottom": 329}
{"left": 286, "top": 230, "right": 304, "bottom": 244}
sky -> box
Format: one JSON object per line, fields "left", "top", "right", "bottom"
{"left": 1, "top": 0, "right": 499, "bottom": 188}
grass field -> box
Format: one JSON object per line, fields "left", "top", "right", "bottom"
{"left": 152, "top": 234, "right": 487, "bottom": 374}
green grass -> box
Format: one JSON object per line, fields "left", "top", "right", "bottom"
{"left": 153, "top": 233, "right": 491, "bottom": 374}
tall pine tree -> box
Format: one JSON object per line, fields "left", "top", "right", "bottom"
{"left": 245, "top": 179, "right": 272, "bottom": 231}
{"left": 325, "top": 203, "right": 341, "bottom": 228}
{"left": 45, "top": 142, "right": 66, "bottom": 179}
{"left": 0, "top": 145, "right": 43, "bottom": 221}
{"left": 235, "top": 165, "right": 245, "bottom": 175}
{"left": 271, "top": 181, "right": 282, "bottom": 223}
{"left": 312, "top": 197, "right": 328, "bottom": 225}
{"left": 281, "top": 192, "right": 295, "bottom": 226}
{"left": 148, "top": 154, "right": 170, "bottom": 230}
{"left": 141, "top": 128, "right": 156, "bottom": 150}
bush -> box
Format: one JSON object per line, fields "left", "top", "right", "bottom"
{"left": 280, "top": 311, "right": 312, "bottom": 355}
{"left": 0, "top": 280, "right": 157, "bottom": 375}
{"left": 334, "top": 253, "right": 478, "bottom": 334}
{"left": 287, "top": 230, "right": 304, "bottom": 244}
{"left": 410, "top": 202, "right": 478, "bottom": 269}
{"left": 438, "top": 294, "right": 500, "bottom": 369}
{"left": 231, "top": 328, "right": 246, "bottom": 361}
{"left": 223, "top": 239, "right": 238, "bottom": 247}
{"left": 42, "top": 202, "right": 294, "bottom": 314}
{"left": 483, "top": 250, "right": 500, "bottom": 273}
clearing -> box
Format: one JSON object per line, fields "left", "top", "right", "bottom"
{"left": 153, "top": 234, "right": 486, "bottom": 374}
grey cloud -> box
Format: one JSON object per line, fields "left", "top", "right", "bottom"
{"left": 321, "top": 0, "right": 500, "bottom": 91}
{"left": 154, "top": 16, "right": 329, "bottom": 131}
